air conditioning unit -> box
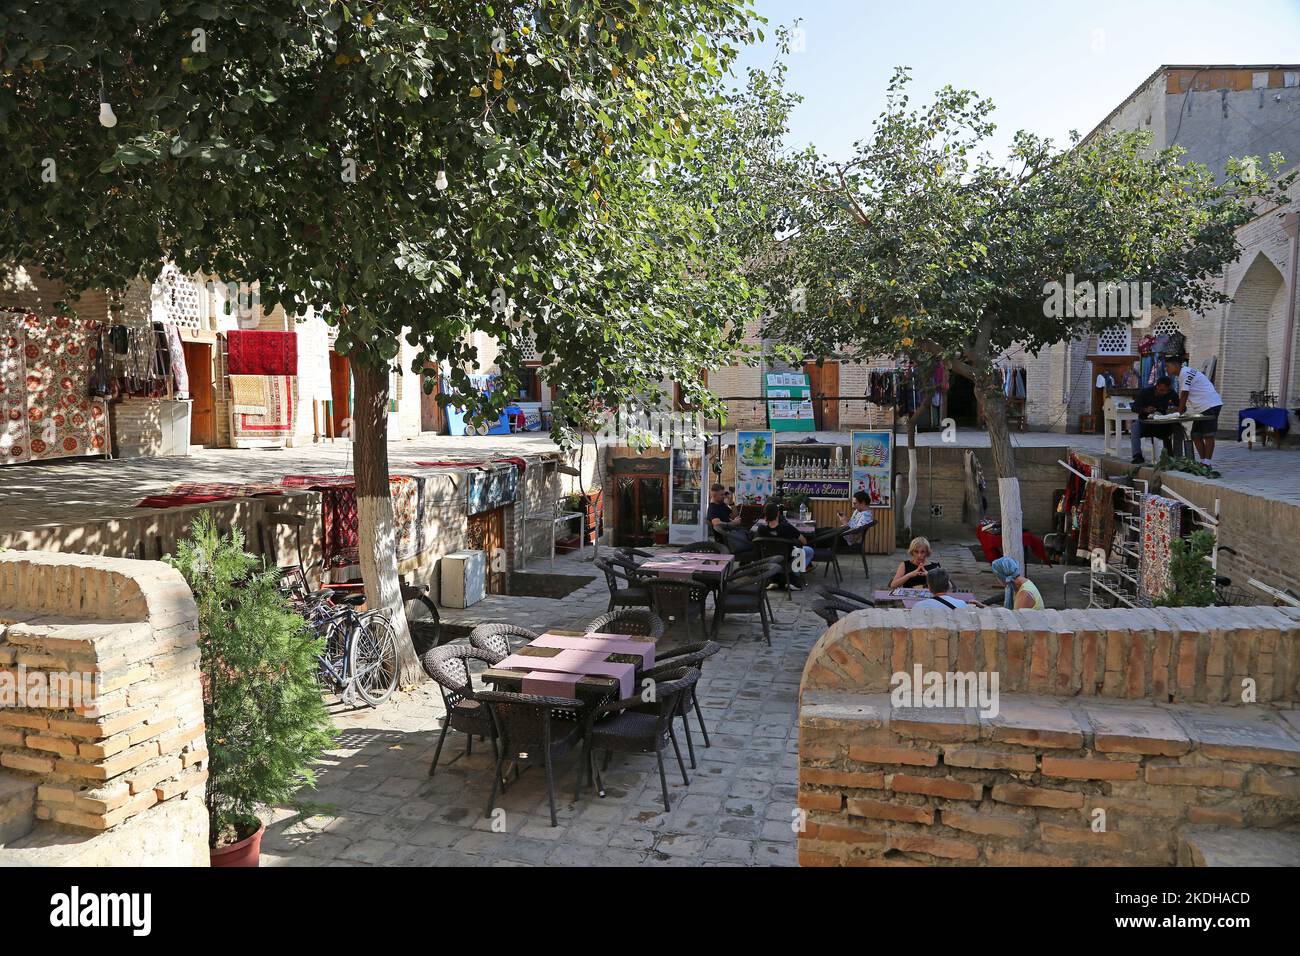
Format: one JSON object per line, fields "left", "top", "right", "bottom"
{"left": 440, "top": 550, "right": 487, "bottom": 608}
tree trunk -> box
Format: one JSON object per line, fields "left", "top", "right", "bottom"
{"left": 977, "top": 384, "right": 1025, "bottom": 568}
{"left": 900, "top": 387, "right": 933, "bottom": 541}
{"left": 351, "top": 359, "right": 422, "bottom": 686}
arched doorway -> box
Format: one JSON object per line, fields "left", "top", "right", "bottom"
{"left": 1224, "top": 253, "right": 1288, "bottom": 417}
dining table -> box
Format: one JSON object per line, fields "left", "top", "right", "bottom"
{"left": 636, "top": 552, "right": 736, "bottom": 581}
{"left": 481, "top": 629, "right": 657, "bottom": 705}
{"left": 872, "top": 589, "right": 978, "bottom": 609}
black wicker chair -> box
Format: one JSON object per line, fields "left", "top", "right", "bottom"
{"left": 478, "top": 689, "right": 586, "bottom": 826}
{"left": 584, "top": 608, "right": 667, "bottom": 639}
{"left": 752, "top": 535, "right": 799, "bottom": 597}
{"left": 616, "top": 546, "right": 656, "bottom": 560}
{"left": 808, "top": 525, "right": 849, "bottom": 584}
{"left": 468, "top": 622, "right": 538, "bottom": 661}
{"left": 594, "top": 556, "right": 654, "bottom": 612}
{"left": 642, "top": 640, "right": 721, "bottom": 766}
{"left": 810, "top": 584, "right": 875, "bottom": 626}
{"left": 648, "top": 578, "right": 701, "bottom": 642}
{"left": 580, "top": 666, "right": 701, "bottom": 812}
{"left": 420, "top": 644, "right": 501, "bottom": 778}
{"left": 712, "top": 562, "right": 781, "bottom": 644}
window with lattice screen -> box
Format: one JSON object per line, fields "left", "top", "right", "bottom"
{"left": 1095, "top": 325, "right": 1131, "bottom": 355}
{"left": 1152, "top": 317, "right": 1181, "bottom": 337}
{"left": 151, "top": 265, "right": 205, "bottom": 328}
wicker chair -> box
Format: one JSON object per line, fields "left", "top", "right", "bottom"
{"left": 648, "top": 578, "right": 701, "bottom": 642}
{"left": 810, "top": 584, "right": 875, "bottom": 626}
{"left": 420, "top": 644, "right": 501, "bottom": 778}
{"left": 580, "top": 667, "right": 701, "bottom": 812}
{"left": 712, "top": 562, "right": 781, "bottom": 644}
{"left": 642, "top": 640, "right": 721, "bottom": 766}
{"left": 478, "top": 689, "right": 585, "bottom": 827}
{"left": 616, "top": 546, "right": 656, "bottom": 560}
{"left": 752, "top": 535, "right": 799, "bottom": 597}
{"left": 468, "top": 622, "right": 538, "bottom": 661}
{"left": 584, "top": 608, "right": 666, "bottom": 639}
{"left": 594, "top": 557, "right": 654, "bottom": 612}
{"left": 808, "top": 525, "right": 849, "bottom": 584}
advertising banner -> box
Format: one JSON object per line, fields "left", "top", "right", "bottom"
{"left": 736, "top": 430, "right": 775, "bottom": 503}
{"left": 850, "top": 430, "right": 893, "bottom": 508}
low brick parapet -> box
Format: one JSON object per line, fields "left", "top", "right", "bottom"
{"left": 802, "top": 606, "right": 1300, "bottom": 704}
{"left": 797, "top": 607, "right": 1300, "bottom": 866}
{"left": 0, "top": 551, "right": 207, "bottom": 841}
{"left": 798, "top": 691, "right": 1300, "bottom": 866}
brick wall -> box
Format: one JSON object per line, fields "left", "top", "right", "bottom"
{"left": 0, "top": 551, "right": 207, "bottom": 842}
{"left": 796, "top": 606, "right": 1300, "bottom": 866}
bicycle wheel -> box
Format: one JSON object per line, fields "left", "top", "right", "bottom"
{"left": 350, "top": 612, "right": 399, "bottom": 707}
{"left": 402, "top": 586, "right": 443, "bottom": 653}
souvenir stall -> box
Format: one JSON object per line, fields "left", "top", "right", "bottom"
{"left": 99, "top": 317, "right": 196, "bottom": 457}
{"left": 444, "top": 372, "right": 512, "bottom": 436}
{"left": 1057, "top": 457, "right": 1219, "bottom": 608}
{"left": 0, "top": 312, "right": 111, "bottom": 465}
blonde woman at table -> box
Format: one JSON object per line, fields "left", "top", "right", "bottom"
{"left": 889, "top": 536, "right": 941, "bottom": 589}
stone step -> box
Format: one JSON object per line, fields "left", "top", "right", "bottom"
{"left": 1179, "top": 827, "right": 1300, "bottom": 867}
{"left": 0, "top": 770, "right": 38, "bottom": 847}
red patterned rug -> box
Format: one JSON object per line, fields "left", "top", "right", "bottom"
{"left": 226, "top": 330, "right": 298, "bottom": 375}
{"left": 231, "top": 375, "right": 294, "bottom": 446}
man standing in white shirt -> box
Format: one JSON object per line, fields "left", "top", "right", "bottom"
{"left": 1164, "top": 353, "right": 1223, "bottom": 468}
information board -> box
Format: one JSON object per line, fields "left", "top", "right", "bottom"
{"left": 764, "top": 372, "right": 815, "bottom": 433}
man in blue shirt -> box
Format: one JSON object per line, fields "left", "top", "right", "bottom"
{"left": 1130, "top": 376, "right": 1177, "bottom": 464}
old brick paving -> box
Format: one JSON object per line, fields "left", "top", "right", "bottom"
{"left": 260, "top": 541, "right": 1065, "bottom": 868}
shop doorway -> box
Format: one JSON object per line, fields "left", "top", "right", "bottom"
{"left": 420, "top": 370, "right": 444, "bottom": 433}
{"left": 614, "top": 475, "right": 667, "bottom": 547}
{"left": 180, "top": 341, "right": 216, "bottom": 446}
{"left": 804, "top": 360, "right": 840, "bottom": 431}
{"left": 1088, "top": 355, "right": 1138, "bottom": 424}
{"left": 328, "top": 351, "right": 351, "bottom": 437}
{"left": 946, "top": 374, "right": 979, "bottom": 428}
{"left": 468, "top": 506, "right": 508, "bottom": 594}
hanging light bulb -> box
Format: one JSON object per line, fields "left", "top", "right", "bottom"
{"left": 435, "top": 169, "right": 449, "bottom": 191}
{"left": 98, "top": 67, "right": 117, "bottom": 128}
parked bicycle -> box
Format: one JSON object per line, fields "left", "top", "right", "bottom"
{"left": 279, "top": 571, "right": 399, "bottom": 707}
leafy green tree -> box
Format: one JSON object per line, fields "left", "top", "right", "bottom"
{"left": 1, "top": 1, "right": 782, "bottom": 679}
{"left": 168, "top": 512, "right": 335, "bottom": 848}
{"left": 766, "top": 68, "right": 1293, "bottom": 562}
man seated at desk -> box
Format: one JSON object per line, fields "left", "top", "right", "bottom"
{"left": 1131, "top": 376, "right": 1178, "bottom": 465}
{"left": 706, "top": 483, "right": 753, "bottom": 555}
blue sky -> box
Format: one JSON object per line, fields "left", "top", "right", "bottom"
{"left": 732, "top": 0, "right": 1300, "bottom": 164}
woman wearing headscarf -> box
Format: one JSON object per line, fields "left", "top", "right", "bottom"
{"left": 990, "top": 556, "right": 1045, "bottom": 610}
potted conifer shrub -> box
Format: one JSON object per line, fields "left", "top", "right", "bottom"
{"left": 169, "top": 513, "right": 336, "bottom": 867}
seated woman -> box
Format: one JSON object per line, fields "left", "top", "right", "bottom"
{"left": 990, "top": 556, "right": 1045, "bottom": 610}
{"left": 889, "top": 536, "right": 941, "bottom": 589}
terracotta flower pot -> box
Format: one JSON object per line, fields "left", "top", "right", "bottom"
{"left": 210, "top": 822, "right": 266, "bottom": 868}
{"left": 653, "top": 531, "right": 669, "bottom": 545}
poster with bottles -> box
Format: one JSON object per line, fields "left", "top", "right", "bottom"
{"left": 850, "top": 430, "right": 893, "bottom": 508}
{"left": 764, "top": 372, "right": 815, "bottom": 432}
{"left": 736, "top": 430, "right": 775, "bottom": 503}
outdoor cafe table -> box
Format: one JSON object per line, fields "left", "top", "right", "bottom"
{"left": 637, "top": 552, "right": 735, "bottom": 581}
{"left": 481, "top": 629, "right": 656, "bottom": 704}
{"left": 872, "top": 589, "right": 977, "bottom": 609}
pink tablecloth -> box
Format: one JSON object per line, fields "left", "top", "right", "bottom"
{"left": 532, "top": 634, "right": 654, "bottom": 667}
{"left": 497, "top": 650, "right": 635, "bottom": 697}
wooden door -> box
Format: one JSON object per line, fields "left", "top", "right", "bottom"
{"left": 804, "top": 361, "right": 840, "bottom": 431}
{"left": 468, "top": 507, "right": 507, "bottom": 594}
{"left": 329, "top": 352, "right": 351, "bottom": 436}
{"left": 181, "top": 341, "right": 216, "bottom": 445}
{"left": 420, "top": 370, "right": 444, "bottom": 433}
